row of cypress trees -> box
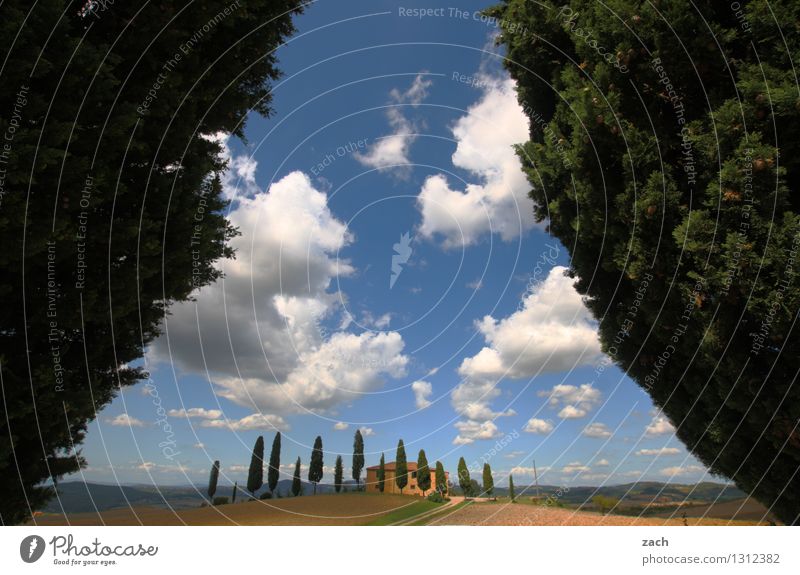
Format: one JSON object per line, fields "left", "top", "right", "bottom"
{"left": 206, "top": 432, "right": 453, "bottom": 499}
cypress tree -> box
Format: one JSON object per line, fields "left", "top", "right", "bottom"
{"left": 489, "top": 0, "right": 800, "bottom": 525}
{"left": 334, "top": 455, "right": 344, "bottom": 493}
{"left": 395, "top": 439, "right": 408, "bottom": 494}
{"left": 352, "top": 429, "right": 365, "bottom": 490}
{"left": 483, "top": 463, "right": 494, "bottom": 498}
{"left": 231, "top": 482, "right": 238, "bottom": 504}
{"left": 416, "top": 450, "right": 431, "bottom": 496}
{"left": 247, "top": 436, "right": 265, "bottom": 496}
{"left": 435, "top": 461, "right": 447, "bottom": 495}
{"left": 509, "top": 475, "right": 516, "bottom": 503}
{"left": 292, "top": 457, "right": 302, "bottom": 497}
{"left": 377, "top": 453, "right": 386, "bottom": 493}
{"left": 268, "top": 432, "right": 281, "bottom": 495}
{"left": 0, "top": 0, "right": 305, "bottom": 525}
{"left": 308, "top": 436, "right": 324, "bottom": 494}
{"left": 457, "top": 457, "right": 470, "bottom": 497}
{"left": 207, "top": 460, "right": 220, "bottom": 500}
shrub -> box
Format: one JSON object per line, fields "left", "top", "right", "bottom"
{"left": 592, "top": 495, "right": 619, "bottom": 515}
{"left": 427, "top": 492, "right": 446, "bottom": 504}
{"left": 259, "top": 491, "right": 272, "bottom": 500}
{"left": 213, "top": 497, "right": 229, "bottom": 506}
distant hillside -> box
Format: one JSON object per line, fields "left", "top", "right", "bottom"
{"left": 45, "top": 479, "right": 356, "bottom": 514}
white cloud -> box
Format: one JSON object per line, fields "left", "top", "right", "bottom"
{"left": 359, "top": 426, "right": 375, "bottom": 437}
{"left": 333, "top": 422, "right": 349, "bottom": 431}
{"left": 417, "top": 75, "right": 534, "bottom": 247}
{"left": 201, "top": 413, "right": 289, "bottom": 432}
{"left": 659, "top": 465, "right": 705, "bottom": 477}
{"left": 562, "top": 461, "right": 590, "bottom": 474}
{"left": 510, "top": 465, "right": 551, "bottom": 477}
{"left": 539, "top": 381, "right": 603, "bottom": 420}
{"left": 149, "top": 170, "right": 410, "bottom": 421}
{"left": 596, "top": 459, "right": 610, "bottom": 467}
{"left": 203, "top": 132, "right": 260, "bottom": 200}
{"left": 354, "top": 74, "right": 431, "bottom": 173}
{"left": 581, "top": 473, "right": 609, "bottom": 481}
{"left": 645, "top": 415, "right": 676, "bottom": 437}
{"left": 193, "top": 443, "right": 205, "bottom": 449}
{"left": 504, "top": 450, "right": 526, "bottom": 459}
{"left": 450, "top": 266, "right": 601, "bottom": 444}
{"left": 412, "top": 380, "right": 433, "bottom": 409}
{"left": 167, "top": 408, "right": 223, "bottom": 420}
{"left": 105, "top": 414, "right": 147, "bottom": 427}
{"left": 583, "top": 423, "right": 612, "bottom": 438}
{"left": 636, "top": 447, "right": 681, "bottom": 456}
{"left": 523, "top": 418, "right": 553, "bottom": 434}
{"left": 228, "top": 465, "right": 249, "bottom": 473}
{"left": 453, "top": 420, "right": 503, "bottom": 445}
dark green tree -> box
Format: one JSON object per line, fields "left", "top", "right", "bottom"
{"left": 395, "top": 439, "right": 408, "bottom": 494}
{"left": 416, "top": 450, "right": 431, "bottom": 496}
{"left": 435, "top": 461, "right": 447, "bottom": 495}
{"left": 231, "top": 481, "right": 238, "bottom": 504}
{"left": 489, "top": 0, "right": 800, "bottom": 525}
{"left": 509, "top": 475, "right": 516, "bottom": 503}
{"left": 482, "top": 463, "right": 494, "bottom": 498}
{"left": 268, "top": 432, "right": 281, "bottom": 495}
{"left": 207, "top": 460, "right": 220, "bottom": 500}
{"left": 457, "top": 457, "right": 470, "bottom": 497}
{"left": 247, "top": 436, "right": 264, "bottom": 496}
{"left": 334, "top": 455, "right": 344, "bottom": 493}
{"left": 377, "top": 453, "right": 386, "bottom": 492}
{"left": 292, "top": 457, "right": 302, "bottom": 497}
{"left": 308, "top": 436, "right": 324, "bottom": 494}
{"left": 352, "top": 429, "right": 365, "bottom": 490}
{"left": 0, "top": 0, "right": 305, "bottom": 524}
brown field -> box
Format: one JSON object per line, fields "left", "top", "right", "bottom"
{"left": 648, "top": 497, "right": 777, "bottom": 523}
{"left": 32, "top": 493, "right": 426, "bottom": 526}
{"left": 427, "top": 501, "right": 768, "bottom": 526}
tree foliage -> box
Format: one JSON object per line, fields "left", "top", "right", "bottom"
{"left": 482, "top": 463, "right": 494, "bottom": 498}
{"left": 395, "top": 439, "right": 408, "bottom": 494}
{"left": 416, "top": 450, "right": 431, "bottom": 495}
{"left": 490, "top": 0, "right": 800, "bottom": 524}
{"left": 0, "top": 0, "right": 304, "bottom": 524}
{"left": 268, "top": 432, "right": 281, "bottom": 494}
{"left": 207, "top": 460, "right": 220, "bottom": 500}
{"left": 334, "top": 455, "right": 343, "bottom": 493}
{"left": 509, "top": 475, "right": 516, "bottom": 502}
{"left": 247, "top": 436, "right": 264, "bottom": 495}
{"left": 292, "top": 457, "right": 302, "bottom": 497}
{"left": 377, "top": 453, "right": 386, "bottom": 492}
{"left": 435, "top": 461, "right": 447, "bottom": 495}
{"left": 308, "top": 435, "right": 324, "bottom": 494}
{"left": 352, "top": 429, "right": 365, "bottom": 488}
{"left": 457, "top": 457, "right": 470, "bottom": 497}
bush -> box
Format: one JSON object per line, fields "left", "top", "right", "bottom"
{"left": 427, "top": 492, "right": 448, "bottom": 504}
{"left": 592, "top": 495, "right": 619, "bottom": 515}
{"left": 259, "top": 492, "right": 272, "bottom": 500}
{"left": 213, "top": 497, "right": 229, "bottom": 506}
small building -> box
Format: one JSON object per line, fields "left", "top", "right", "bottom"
{"left": 365, "top": 461, "right": 448, "bottom": 496}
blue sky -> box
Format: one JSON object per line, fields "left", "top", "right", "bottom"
{"left": 76, "top": 0, "right": 709, "bottom": 490}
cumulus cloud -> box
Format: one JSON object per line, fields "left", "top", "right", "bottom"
{"left": 636, "top": 447, "right": 681, "bottom": 456}
{"left": 583, "top": 423, "right": 612, "bottom": 438}
{"left": 149, "top": 170, "right": 409, "bottom": 422}
{"left": 204, "top": 132, "right": 260, "bottom": 200}
{"left": 333, "top": 422, "right": 349, "bottom": 431}
{"left": 645, "top": 414, "right": 676, "bottom": 437}
{"left": 417, "top": 75, "right": 534, "bottom": 247}
{"left": 450, "top": 266, "right": 601, "bottom": 444}
{"left": 523, "top": 418, "right": 554, "bottom": 434}
{"left": 354, "top": 74, "right": 431, "bottom": 173}
{"left": 201, "top": 413, "right": 289, "bottom": 432}
{"left": 562, "top": 461, "right": 590, "bottom": 474}
{"left": 453, "top": 420, "right": 503, "bottom": 445}
{"left": 167, "top": 408, "right": 222, "bottom": 420}
{"left": 412, "top": 380, "right": 433, "bottom": 409}
{"left": 539, "top": 381, "right": 603, "bottom": 420}
{"left": 105, "top": 414, "right": 147, "bottom": 427}
{"left": 660, "top": 465, "right": 705, "bottom": 477}
{"left": 359, "top": 427, "right": 375, "bottom": 437}
{"left": 596, "top": 459, "right": 610, "bottom": 467}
